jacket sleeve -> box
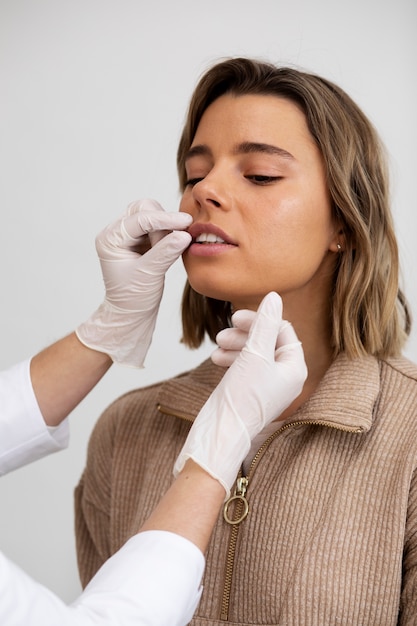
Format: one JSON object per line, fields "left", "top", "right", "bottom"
{"left": 74, "top": 404, "right": 117, "bottom": 587}
{"left": 399, "top": 467, "right": 417, "bottom": 624}
{"left": 1, "top": 533, "right": 204, "bottom": 626}
{"left": 0, "top": 359, "right": 69, "bottom": 476}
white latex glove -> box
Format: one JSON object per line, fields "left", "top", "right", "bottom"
{"left": 212, "top": 310, "right": 294, "bottom": 367}
{"left": 211, "top": 309, "right": 256, "bottom": 367}
{"left": 174, "top": 292, "right": 307, "bottom": 497}
{"left": 76, "top": 199, "right": 192, "bottom": 367}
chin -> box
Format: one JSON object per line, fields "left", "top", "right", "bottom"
{"left": 190, "top": 285, "right": 230, "bottom": 303}
{"left": 186, "top": 277, "right": 232, "bottom": 302}
{"left": 183, "top": 262, "right": 228, "bottom": 300}
{"left": 186, "top": 276, "right": 274, "bottom": 313}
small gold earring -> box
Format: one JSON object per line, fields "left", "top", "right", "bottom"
{"left": 337, "top": 243, "right": 342, "bottom": 252}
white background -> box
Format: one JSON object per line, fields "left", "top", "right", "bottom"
{"left": 0, "top": 0, "right": 416, "bottom": 603}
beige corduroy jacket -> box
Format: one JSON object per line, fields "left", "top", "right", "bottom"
{"left": 75, "top": 354, "right": 417, "bottom": 625}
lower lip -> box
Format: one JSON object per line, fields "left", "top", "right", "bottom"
{"left": 186, "top": 242, "right": 237, "bottom": 257}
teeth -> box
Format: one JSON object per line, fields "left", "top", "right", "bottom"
{"left": 195, "top": 232, "right": 225, "bottom": 244}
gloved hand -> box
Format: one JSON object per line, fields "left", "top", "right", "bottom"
{"left": 211, "top": 308, "right": 256, "bottom": 367}
{"left": 174, "top": 292, "right": 307, "bottom": 497}
{"left": 76, "top": 199, "right": 192, "bottom": 367}
{"left": 212, "top": 310, "right": 295, "bottom": 367}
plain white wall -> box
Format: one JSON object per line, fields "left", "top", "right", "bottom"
{"left": 0, "top": 0, "right": 416, "bottom": 603}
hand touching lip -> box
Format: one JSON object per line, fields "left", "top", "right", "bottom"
{"left": 184, "top": 223, "right": 238, "bottom": 257}
{"left": 187, "top": 223, "right": 238, "bottom": 245}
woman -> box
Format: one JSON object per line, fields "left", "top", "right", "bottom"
{"left": 75, "top": 58, "right": 417, "bottom": 624}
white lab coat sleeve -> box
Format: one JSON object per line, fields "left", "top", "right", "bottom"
{"left": 0, "top": 531, "right": 204, "bottom": 626}
{"left": 0, "top": 359, "right": 69, "bottom": 475}
{"left": 71, "top": 531, "right": 205, "bottom": 625}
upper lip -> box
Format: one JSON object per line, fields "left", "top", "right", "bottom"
{"left": 187, "top": 223, "right": 237, "bottom": 245}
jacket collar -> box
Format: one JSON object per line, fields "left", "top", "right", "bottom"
{"left": 157, "top": 353, "right": 380, "bottom": 433}
{"left": 293, "top": 353, "right": 379, "bottom": 432}
{"left": 157, "top": 358, "right": 226, "bottom": 422}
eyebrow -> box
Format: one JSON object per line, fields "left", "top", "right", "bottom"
{"left": 184, "top": 141, "right": 295, "bottom": 162}
{"left": 234, "top": 141, "right": 295, "bottom": 160}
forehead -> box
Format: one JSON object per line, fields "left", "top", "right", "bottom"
{"left": 190, "top": 93, "right": 319, "bottom": 161}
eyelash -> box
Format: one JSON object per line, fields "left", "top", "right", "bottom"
{"left": 246, "top": 175, "right": 282, "bottom": 185}
{"left": 185, "top": 178, "right": 204, "bottom": 187}
{"left": 185, "top": 175, "right": 282, "bottom": 187}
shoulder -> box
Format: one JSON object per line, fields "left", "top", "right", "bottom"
{"left": 380, "top": 354, "right": 417, "bottom": 386}
{"left": 377, "top": 354, "right": 417, "bottom": 429}
{"left": 87, "top": 358, "right": 224, "bottom": 449}
{"left": 86, "top": 377, "right": 176, "bottom": 453}
{"left": 103, "top": 358, "right": 221, "bottom": 416}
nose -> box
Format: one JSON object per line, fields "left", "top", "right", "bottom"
{"left": 191, "top": 168, "right": 230, "bottom": 212}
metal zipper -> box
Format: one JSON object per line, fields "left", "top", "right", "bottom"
{"left": 158, "top": 402, "right": 364, "bottom": 621}
{"left": 219, "top": 419, "right": 363, "bottom": 621}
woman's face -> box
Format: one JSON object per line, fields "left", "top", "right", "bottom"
{"left": 180, "top": 93, "right": 341, "bottom": 312}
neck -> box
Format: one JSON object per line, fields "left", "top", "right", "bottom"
{"left": 279, "top": 294, "right": 334, "bottom": 420}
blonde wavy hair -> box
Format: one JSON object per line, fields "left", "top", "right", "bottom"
{"left": 177, "top": 57, "right": 411, "bottom": 358}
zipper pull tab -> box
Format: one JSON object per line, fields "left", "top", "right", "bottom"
{"left": 223, "top": 476, "right": 249, "bottom": 525}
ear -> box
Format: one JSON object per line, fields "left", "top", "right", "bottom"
{"left": 329, "top": 227, "right": 346, "bottom": 253}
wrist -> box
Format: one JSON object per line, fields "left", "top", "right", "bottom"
{"left": 180, "top": 459, "right": 228, "bottom": 498}
{"left": 73, "top": 331, "right": 113, "bottom": 366}
{"left": 76, "top": 301, "right": 156, "bottom": 368}
{"left": 173, "top": 414, "right": 250, "bottom": 499}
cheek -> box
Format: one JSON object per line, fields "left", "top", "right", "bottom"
{"left": 179, "top": 194, "right": 194, "bottom": 218}
{"left": 244, "top": 204, "right": 333, "bottom": 275}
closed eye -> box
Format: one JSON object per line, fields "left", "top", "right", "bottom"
{"left": 246, "top": 175, "right": 282, "bottom": 185}
{"left": 185, "top": 177, "right": 204, "bottom": 187}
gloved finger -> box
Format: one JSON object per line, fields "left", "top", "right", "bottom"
{"left": 147, "top": 214, "right": 193, "bottom": 248}
{"left": 214, "top": 318, "right": 300, "bottom": 367}
{"left": 125, "top": 199, "right": 166, "bottom": 248}
{"left": 211, "top": 309, "right": 258, "bottom": 367}
{"left": 95, "top": 204, "right": 192, "bottom": 259}
{"left": 275, "top": 321, "right": 299, "bottom": 353}
{"left": 215, "top": 327, "right": 248, "bottom": 351}
{"left": 211, "top": 347, "right": 241, "bottom": 367}
{"left": 230, "top": 308, "right": 256, "bottom": 332}
{"left": 275, "top": 341, "right": 307, "bottom": 392}
{"left": 123, "top": 208, "right": 193, "bottom": 243}
{"left": 276, "top": 331, "right": 306, "bottom": 366}
{"left": 273, "top": 319, "right": 307, "bottom": 383}
{"left": 243, "top": 292, "right": 283, "bottom": 361}
{"left": 133, "top": 230, "right": 192, "bottom": 273}
{"left": 211, "top": 325, "right": 247, "bottom": 367}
